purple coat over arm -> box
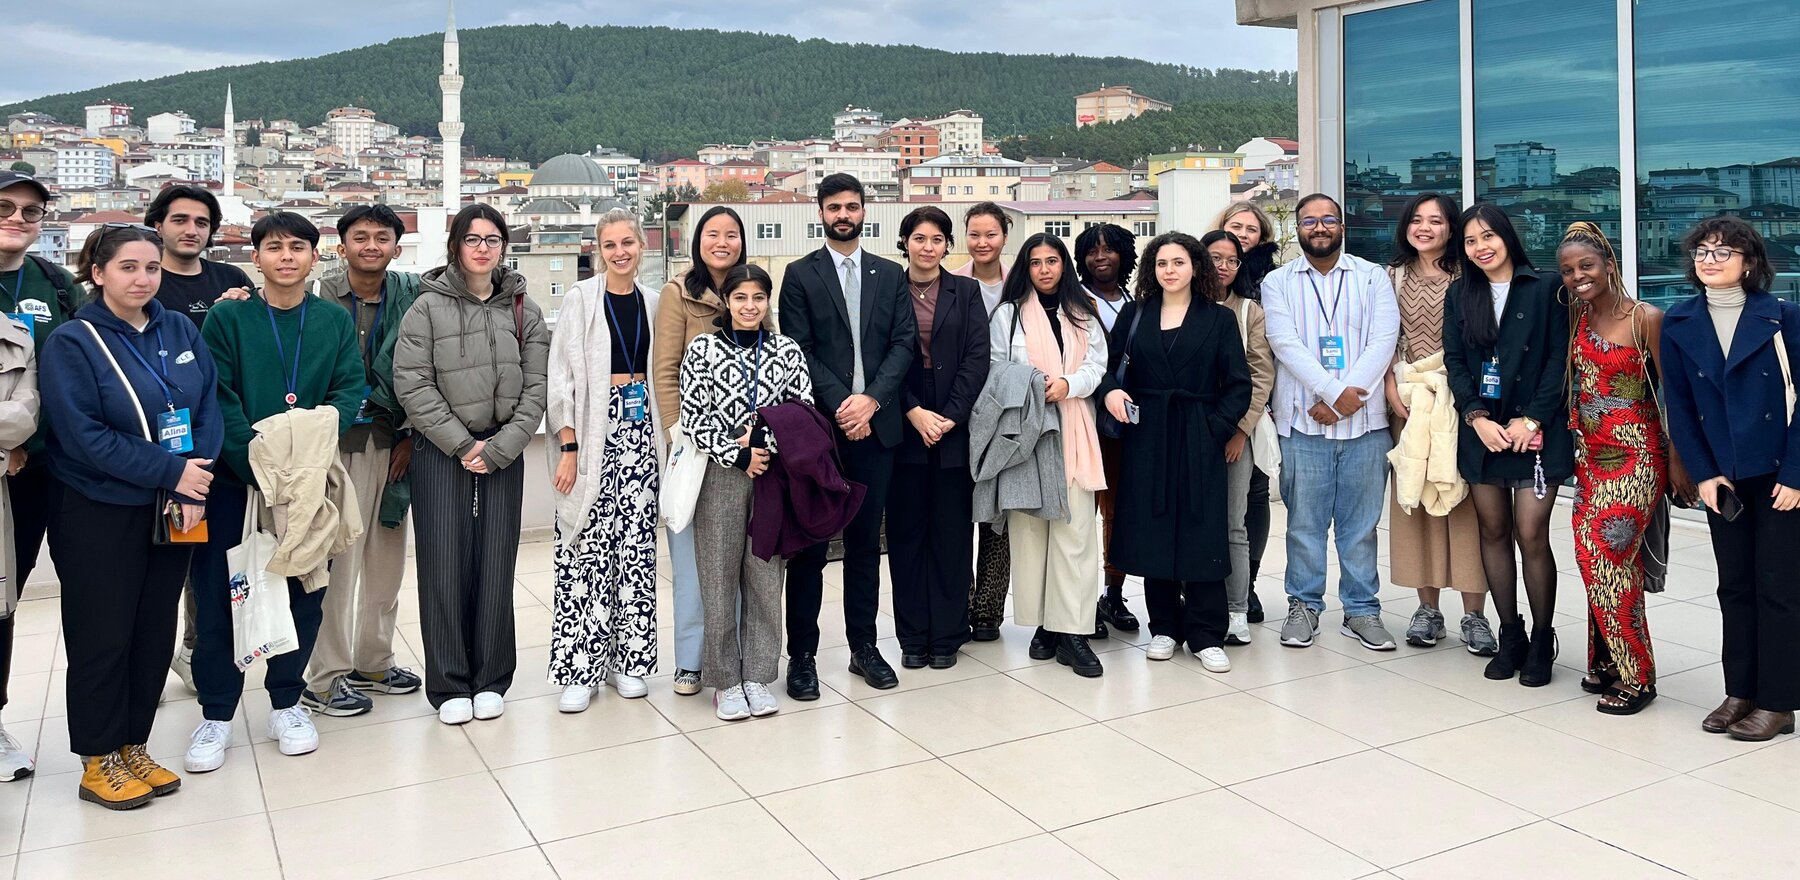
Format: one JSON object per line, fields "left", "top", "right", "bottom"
{"left": 750, "top": 400, "right": 867, "bottom": 561}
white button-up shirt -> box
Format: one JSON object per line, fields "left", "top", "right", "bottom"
{"left": 1259, "top": 251, "right": 1400, "bottom": 440}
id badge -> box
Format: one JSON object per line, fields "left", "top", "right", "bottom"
{"left": 1480, "top": 358, "right": 1503, "bottom": 400}
{"left": 1318, "top": 335, "right": 1346, "bottom": 370}
{"left": 353, "top": 383, "right": 375, "bottom": 425}
{"left": 6, "top": 314, "right": 31, "bottom": 340}
{"left": 157, "top": 408, "right": 195, "bottom": 454}
{"left": 621, "top": 381, "right": 647, "bottom": 423}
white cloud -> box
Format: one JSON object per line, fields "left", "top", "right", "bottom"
{"left": 0, "top": 23, "right": 272, "bottom": 104}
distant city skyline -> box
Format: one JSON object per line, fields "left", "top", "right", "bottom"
{"left": 4, "top": 1, "right": 1296, "bottom": 105}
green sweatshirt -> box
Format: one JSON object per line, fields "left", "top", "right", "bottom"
{"left": 201, "top": 292, "right": 365, "bottom": 486}
{"left": 1, "top": 256, "right": 77, "bottom": 457}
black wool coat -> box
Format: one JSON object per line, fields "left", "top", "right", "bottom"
{"left": 1442, "top": 265, "right": 1574, "bottom": 484}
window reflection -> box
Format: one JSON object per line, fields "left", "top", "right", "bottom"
{"left": 1472, "top": 0, "right": 1620, "bottom": 270}
{"left": 1342, "top": 0, "right": 1461, "bottom": 266}
{"left": 1636, "top": 0, "right": 1800, "bottom": 303}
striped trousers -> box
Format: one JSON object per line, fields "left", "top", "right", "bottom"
{"left": 410, "top": 439, "right": 524, "bottom": 708}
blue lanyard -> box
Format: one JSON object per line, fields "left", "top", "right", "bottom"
{"left": 1307, "top": 269, "right": 1347, "bottom": 332}
{"left": 110, "top": 327, "right": 177, "bottom": 411}
{"left": 737, "top": 331, "right": 765, "bottom": 413}
{"left": 604, "top": 287, "right": 645, "bottom": 377}
{"left": 266, "top": 296, "right": 309, "bottom": 407}
{"left": 354, "top": 281, "right": 386, "bottom": 366}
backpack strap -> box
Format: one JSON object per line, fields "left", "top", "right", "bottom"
{"left": 27, "top": 254, "right": 77, "bottom": 315}
{"left": 513, "top": 291, "right": 524, "bottom": 345}
{"left": 79, "top": 320, "right": 152, "bottom": 442}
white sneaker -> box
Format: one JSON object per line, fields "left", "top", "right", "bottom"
{"left": 714, "top": 685, "right": 751, "bottom": 721}
{"left": 1197, "top": 647, "right": 1232, "bottom": 673}
{"left": 438, "top": 698, "right": 474, "bottom": 725}
{"left": 609, "top": 674, "right": 648, "bottom": 699}
{"left": 743, "top": 681, "right": 780, "bottom": 717}
{"left": 1225, "top": 612, "right": 1253, "bottom": 645}
{"left": 558, "top": 684, "right": 595, "bottom": 713}
{"left": 184, "top": 719, "right": 232, "bottom": 772}
{"left": 472, "top": 691, "right": 505, "bottom": 720}
{"left": 0, "top": 723, "right": 34, "bottom": 781}
{"left": 268, "top": 706, "right": 319, "bottom": 756}
{"left": 1146, "top": 635, "right": 1178, "bottom": 661}
{"left": 171, "top": 645, "right": 197, "bottom": 695}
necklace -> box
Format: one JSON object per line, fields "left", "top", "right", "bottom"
{"left": 908, "top": 277, "right": 935, "bottom": 301}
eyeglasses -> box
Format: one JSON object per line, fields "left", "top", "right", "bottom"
{"left": 1691, "top": 247, "right": 1741, "bottom": 263}
{"left": 0, "top": 200, "right": 46, "bottom": 224}
{"left": 461, "top": 234, "right": 504, "bottom": 250}
{"left": 1214, "top": 257, "right": 1242, "bottom": 270}
{"left": 103, "top": 221, "right": 155, "bottom": 232}
{"left": 1299, "top": 216, "right": 1342, "bottom": 230}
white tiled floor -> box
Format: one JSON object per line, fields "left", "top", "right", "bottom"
{"left": 0, "top": 505, "right": 1794, "bottom": 879}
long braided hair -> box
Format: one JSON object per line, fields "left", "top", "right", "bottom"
{"left": 1560, "top": 220, "right": 1642, "bottom": 406}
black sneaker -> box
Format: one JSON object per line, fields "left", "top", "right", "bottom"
{"left": 1246, "top": 589, "right": 1266, "bottom": 624}
{"left": 849, "top": 644, "right": 899, "bottom": 689}
{"left": 347, "top": 666, "right": 422, "bottom": 695}
{"left": 929, "top": 652, "right": 958, "bottom": 669}
{"left": 1055, "top": 634, "right": 1104, "bottom": 677}
{"left": 1097, "top": 595, "right": 1140, "bottom": 632}
{"left": 900, "top": 648, "right": 929, "bottom": 669}
{"left": 970, "top": 621, "right": 1001, "bottom": 642}
{"left": 1028, "top": 627, "right": 1057, "bottom": 660}
{"left": 1090, "top": 613, "right": 1111, "bottom": 640}
{"left": 786, "top": 653, "right": 820, "bottom": 701}
{"left": 301, "top": 676, "right": 374, "bottom": 717}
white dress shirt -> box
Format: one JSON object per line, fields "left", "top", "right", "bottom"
{"left": 1259, "top": 251, "right": 1400, "bottom": 440}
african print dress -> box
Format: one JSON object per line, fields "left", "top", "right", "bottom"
{"left": 1569, "top": 310, "right": 1666, "bottom": 688}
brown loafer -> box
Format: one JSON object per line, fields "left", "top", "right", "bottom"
{"left": 1727, "top": 709, "right": 1796, "bottom": 742}
{"left": 1702, "top": 697, "right": 1756, "bottom": 734}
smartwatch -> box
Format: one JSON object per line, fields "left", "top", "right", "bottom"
{"left": 560, "top": 442, "right": 579, "bottom": 453}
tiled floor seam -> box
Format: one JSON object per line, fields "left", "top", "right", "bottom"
{"left": 1542, "top": 818, "right": 1703, "bottom": 878}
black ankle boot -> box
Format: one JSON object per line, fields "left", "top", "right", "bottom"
{"left": 1246, "top": 562, "right": 1265, "bottom": 623}
{"left": 1484, "top": 620, "right": 1528, "bottom": 681}
{"left": 1520, "top": 626, "right": 1556, "bottom": 687}
{"left": 1055, "top": 633, "right": 1104, "bottom": 677}
{"left": 1028, "top": 627, "right": 1056, "bottom": 660}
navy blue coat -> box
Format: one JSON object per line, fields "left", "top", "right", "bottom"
{"left": 1659, "top": 288, "right": 1800, "bottom": 487}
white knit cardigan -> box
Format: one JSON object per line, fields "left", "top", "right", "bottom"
{"left": 545, "top": 276, "right": 667, "bottom": 548}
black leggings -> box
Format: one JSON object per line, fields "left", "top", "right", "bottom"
{"left": 1470, "top": 483, "right": 1559, "bottom": 628}
{"left": 1246, "top": 468, "right": 1271, "bottom": 574}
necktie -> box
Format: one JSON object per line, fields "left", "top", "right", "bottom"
{"left": 843, "top": 256, "right": 864, "bottom": 393}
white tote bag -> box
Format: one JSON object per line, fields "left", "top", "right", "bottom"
{"left": 228, "top": 491, "right": 298, "bottom": 671}
{"left": 1236, "top": 298, "right": 1283, "bottom": 486}
{"left": 659, "top": 425, "right": 707, "bottom": 532}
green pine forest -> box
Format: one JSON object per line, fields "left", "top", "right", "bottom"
{"left": 2, "top": 24, "right": 1295, "bottom": 168}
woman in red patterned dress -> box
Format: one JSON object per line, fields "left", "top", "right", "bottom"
{"left": 1562, "top": 222, "right": 1696, "bottom": 714}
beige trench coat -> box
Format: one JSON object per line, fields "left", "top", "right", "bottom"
{"left": 0, "top": 319, "right": 41, "bottom": 617}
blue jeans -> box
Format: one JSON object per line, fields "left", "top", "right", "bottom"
{"left": 666, "top": 524, "right": 704, "bottom": 671}
{"left": 1278, "top": 430, "right": 1386, "bottom": 617}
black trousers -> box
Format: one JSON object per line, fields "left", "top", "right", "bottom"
{"left": 1707, "top": 472, "right": 1800, "bottom": 711}
{"left": 1247, "top": 467, "right": 1271, "bottom": 573}
{"left": 786, "top": 435, "right": 893, "bottom": 656}
{"left": 410, "top": 440, "right": 523, "bottom": 707}
{"left": 887, "top": 457, "right": 974, "bottom": 655}
{"left": 191, "top": 480, "right": 328, "bottom": 721}
{"left": 49, "top": 491, "right": 190, "bottom": 755}
{"left": 1, "top": 463, "right": 60, "bottom": 710}
{"left": 1144, "top": 578, "right": 1228, "bottom": 652}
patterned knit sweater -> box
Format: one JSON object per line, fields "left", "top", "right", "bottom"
{"left": 679, "top": 329, "right": 814, "bottom": 468}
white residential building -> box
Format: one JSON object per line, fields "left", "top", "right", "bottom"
{"left": 832, "top": 107, "right": 888, "bottom": 141}
{"left": 148, "top": 144, "right": 223, "bottom": 183}
{"left": 799, "top": 142, "right": 901, "bottom": 197}
{"left": 145, "top": 111, "right": 196, "bottom": 144}
{"left": 52, "top": 145, "right": 116, "bottom": 188}
{"left": 84, "top": 103, "right": 132, "bottom": 136}
{"left": 327, "top": 106, "right": 382, "bottom": 157}
{"left": 923, "top": 110, "right": 984, "bottom": 156}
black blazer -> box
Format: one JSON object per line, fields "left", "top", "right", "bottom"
{"left": 1098, "top": 297, "right": 1251, "bottom": 582}
{"left": 1442, "top": 264, "right": 1573, "bottom": 483}
{"left": 897, "top": 274, "right": 990, "bottom": 468}
{"left": 778, "top": 246, "right": 916, "bottom": 448}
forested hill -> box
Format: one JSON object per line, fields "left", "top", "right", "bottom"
{"left": 2, "top": 23, "right": 1295, "bottom": 162}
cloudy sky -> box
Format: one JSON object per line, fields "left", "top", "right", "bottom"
{"left": 4, "top": 0, "right": 1297, "bottom": 104}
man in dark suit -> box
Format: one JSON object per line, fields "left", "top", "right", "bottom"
{"left": 779, "top": 173, "right": 916, "bottom": 696}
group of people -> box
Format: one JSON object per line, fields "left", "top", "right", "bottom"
{"left": 0, "top": 163, "right": 1791, "bottom": 811}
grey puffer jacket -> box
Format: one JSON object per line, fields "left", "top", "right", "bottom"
{"left": 393, "top": 265, "right": 550, "bottom": 471}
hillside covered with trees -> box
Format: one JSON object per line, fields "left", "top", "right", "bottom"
{"left": 999, "top": 99, "right": 1298, "bottom": 167}
{"left": 2, "top": 24, "right": 1295, "bottom": 163}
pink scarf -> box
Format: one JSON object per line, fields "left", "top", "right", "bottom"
{"left": 1019, "top": 295, "right": 1106, "bottom": 491}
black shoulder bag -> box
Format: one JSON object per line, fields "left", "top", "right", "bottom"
{"left": 1096, "top": 306, "right": 1145, "bottom": 439}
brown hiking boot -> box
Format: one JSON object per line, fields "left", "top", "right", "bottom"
{"left": 119, "top": 744, "right": 181, "bottom": 796}
{"left": 78, "top": 753, "right": 154, "bottom": 810}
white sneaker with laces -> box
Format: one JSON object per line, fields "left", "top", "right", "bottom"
{"left": 1197, "top": 647, "right": 1232, "bottom": 673}
{"left": 558, "top": 684, "right": 595, "bottom": 713}
{"left": 438, "top": 697, "right": 474, "bottom": 725}
{"left": 0, "top": 723, "right": 34, "bottom": 781}
{"left": 743, "top": 681, "right": 780, "bottom": 716}
{"left": 714, "top": 685, "right": 751, "bottom": 721}
{"left": 609, "top": 674, "right": 648, "bottom": 699}
{"left": 1146, "top": 635, "right": 1178, "bottom": 661}
{"left": 184, "top": 719, "right": 232, "bottom": 772}
{"left": 268, "top": 706, "right": 319, "bottom": 756}
{"left": 171, "top": 645, "right": 197, "bottom": 695}
{"left": 1225, "top": 612, "right": 1253, "bottom": 645}
{"left": 473, "top": 691, "right": 505, "bottom": 719}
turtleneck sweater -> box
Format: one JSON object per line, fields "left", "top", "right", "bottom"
{"left": 1706, "top": 284, "right": 1747, "bottom": 356}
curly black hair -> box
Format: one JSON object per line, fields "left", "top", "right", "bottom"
{"left": 1073, "top": 222, "right": 1137, "bottom": 291}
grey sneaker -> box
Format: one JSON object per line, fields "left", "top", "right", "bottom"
{"left": 1279, "top": 598, "right": 1321, "bottom": 647}
{"left": 1342, "top": 614, "right": 1398, "bottom": 651}
{"left": 0, "top": 723, "right": 33, "bottom": 781}
{"left": 300, "top": 676, "right": 375, "bottom": 717}
{"left": 1461, "top": 613, "right": 1499, "bottom": 656}
{"left": 714, "top": 685, "right": 751, "bottom": 721}
{"left": 347, "top": 666, "right": 421, "bottom": 695}
{"left": 1406, "top": 605, "right": 1447, "bottom": 647}
{"left": 672, "top": 669, "right": 702, "bottom": 696}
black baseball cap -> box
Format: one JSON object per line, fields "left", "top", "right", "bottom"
{"left": 0, "top": 171, "right": 50, "bottom": 202}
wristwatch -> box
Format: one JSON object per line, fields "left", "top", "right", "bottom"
{"left": 560, "top": 442, "right": 579, "bottom": 453}
{"left": 1522, "top": 417, "right": 1541, "bottom": 434}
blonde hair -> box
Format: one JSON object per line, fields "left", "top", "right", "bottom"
{"left": 1214, "top": 202, "right": 1275, "bottom": 246}
{"left": 595, "top": 207, "right": 644, "bottom": 242}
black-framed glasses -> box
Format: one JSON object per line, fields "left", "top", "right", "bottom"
{"left": 0, "top": 199, "right": 46, "bottom": 224}
{"left": 461, "top": 234, "right": 504, "bottom": 250}
{"left": 103, "top": 222, "right": 155, "bottom": 232}
{"left": 1691, "top": 246, "right": 1741, "bottom": 263}
{"left": 1299, "top": 216, "right": 1342, "bottom": 230}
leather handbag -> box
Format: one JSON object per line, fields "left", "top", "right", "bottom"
{"left": 1096, "top": 305, "right": 1144, "bottom": 439}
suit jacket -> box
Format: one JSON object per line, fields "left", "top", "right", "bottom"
{"left": 1442, "top": 264, "right": 1573, "bottom": 483}
{"left": 777, "top": 245, "right": 916, "bottom": 448}
{"left": 751, "top": 400, "right": 867, "bottom": 561}
{"left": 899, "top": 273, "right": 990, "bottom": 468}
{"left": 1660, "top": 288, "right": 1800, "bottom": 487}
